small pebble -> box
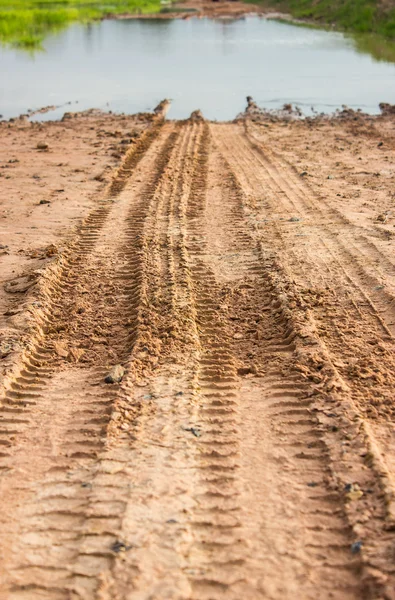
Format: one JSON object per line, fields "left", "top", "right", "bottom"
{"left": 111, "top": 540, "right": 132, "bottom": 553}
{"left": 351, "top": 541, "right": 363, "bottom": 554}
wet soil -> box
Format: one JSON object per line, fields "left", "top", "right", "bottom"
{"left": 109, "top": 0, "right": 268, "bottom": 20}
{"left": 0, "top": 104, "right": 395, "bottom": 599}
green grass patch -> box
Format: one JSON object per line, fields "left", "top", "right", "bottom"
{"left": 0, "top": 0, "right": 162, "bottom": 48}
{"left": 246, "top": 0, "right": 395, "bottom": 40}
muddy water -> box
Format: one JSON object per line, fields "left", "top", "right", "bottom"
{"left": 1, "top": 16, "right": 395, "bottom": 120}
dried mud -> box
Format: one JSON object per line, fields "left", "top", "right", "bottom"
{"left": 0, "top": 105, "right": 395, "bottom": 599}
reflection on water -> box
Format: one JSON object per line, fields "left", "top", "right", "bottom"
{"left": 351, "top": 33, "right": 395, "bottom": 63}
{"left": 1, "top": 16, "right": 395, "bottom": 120}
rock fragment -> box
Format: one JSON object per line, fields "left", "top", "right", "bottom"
{"left": 105, "top": 364, "right": 125, "bottom": 384}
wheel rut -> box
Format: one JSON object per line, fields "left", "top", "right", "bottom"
{"left": 212, "top": 121, "right": 395, "bottom": 598}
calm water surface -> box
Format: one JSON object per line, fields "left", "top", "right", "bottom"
{"left": 1, "top": 16, "right": 395, "bottom": 120}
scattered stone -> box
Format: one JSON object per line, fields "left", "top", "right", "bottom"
{"left": 111, "top": 540, "right": 132, "bottom": 553}
{"left": 105, "top": 364, "right": 125, "bottom": 384}
{"left": 184, "top": 427, "right": 201, "bottom": 438}
{"left": 351, "top": 541, "right": 363, "bottom": 554}
{"left": 39, "top": 199, "right": 51, "bottom": 205}
{"left": 307, "top": 482, "right": 319, "bottom": 487}
{"left": 8, "top": 159, "right": 19, "bottom": 164}
{"left": 377, "top": 141, "right": 384, "bottom": 148}
{"left": 327, "top": 174, "right": 334, "bottom": 180}
{"left": 289, "top": 216, "right": 301, "bottom": 222}
{"left": 345, "top": 483, "right": 364, "bottom": 502}
{"left": 233, "top": 332, "right": 243, "bottom": 340}
{"left": 36, "top": 142, "right": 49, "bottom": 151}
{"left": 300, "top": 171, "right": 308, "bottom": 177}
{"left": 175, "top": 391, "right": 184, "bottom": 397}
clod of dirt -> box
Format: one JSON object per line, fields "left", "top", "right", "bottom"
{"left": 36, "top": 142, "right": 49, "bottom": 151}
{"left": 68, "top": 347, "right": 85, "bottom": 363}
{"left": 29, "top": 244, "right": 58, "bottom": 259}
{"left": 190, "top": 110, "right": 205, "bottom": 121}
{"left": 379, "top": 102, "right": 395, "bottom": 115}
{"left": 376, "top": 213, "right": 388, "bottom": 223}
{"left": 105, "top": 364, "right": 125, "bottom": 384}
{"left": 154, "top": 99, "right": 171, "bottom": 117}
{"left": 237, "top": 365, "right": 257, "bottom": 376}
{"left": 0, "top": 343, "right": 12, "bottom": 358}
{"left": 4, "top": 274, "right": 37, "bottom": 293}
{"left": 53, "top": 341, "right": 69, "bottom": 358}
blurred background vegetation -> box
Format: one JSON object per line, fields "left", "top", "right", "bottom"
{"left": 1, "top": 0, "right": 395, "bottom": 50}
{"left": 248, "top": 0, "right": 395, "bottom": 38}
{"left": 0, "top": 0, "right": 162, "bottom": 48}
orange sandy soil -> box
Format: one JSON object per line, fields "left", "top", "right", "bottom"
{"left": 0, "top": 103, "right": 395, "bottom": 599}
{"left": 0, "top": 109, "right": 154, "bottom": 340}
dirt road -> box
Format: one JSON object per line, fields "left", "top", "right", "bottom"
{"left": 1, "top": 108, "right": 395, "bottom": 599}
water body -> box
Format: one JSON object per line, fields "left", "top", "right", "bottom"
{"left": 1, "top": 16, "right": 395, "bottom": 120}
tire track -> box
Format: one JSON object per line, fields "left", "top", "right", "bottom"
{"left": 183, "top": 124, "right": 248, "bottom": 598}
{"left": 212, "top": 122, "right": 395, "bottom": 597}
{"left": 72, "top": 119, "right": 207, "bottom": 599}
{"left": 0, "top": 119, "right": 180, "bottom": 599}
{"left": 184, "top": 130, "right": 361, "bottom": 598}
